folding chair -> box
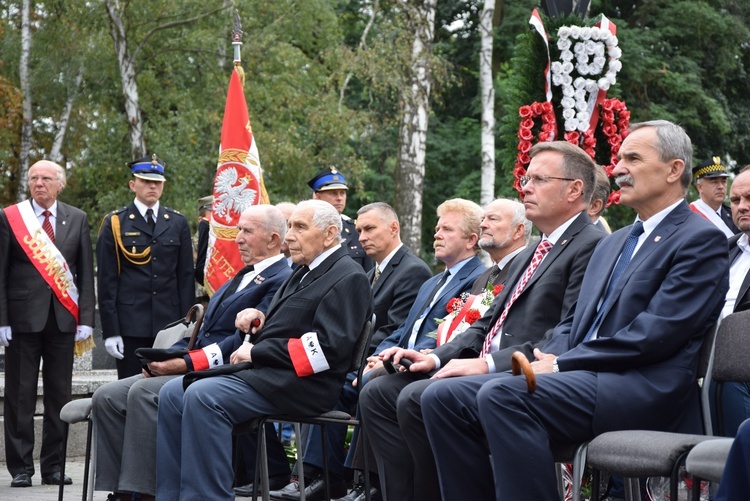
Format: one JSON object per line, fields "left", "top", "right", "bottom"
{"left": 57, "top": 304, "right": 204, "bottom": 501}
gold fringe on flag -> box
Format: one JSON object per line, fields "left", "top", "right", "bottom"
{"left": 74, "top": 336, "right": 96, "bottom": 358}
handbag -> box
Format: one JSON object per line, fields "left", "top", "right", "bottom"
{"left": 135, "top": 303, "right": 205, "bottom": 373}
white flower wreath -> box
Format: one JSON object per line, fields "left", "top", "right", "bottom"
{"left": 551, "top": 24, "right": 621, "bottom": 132}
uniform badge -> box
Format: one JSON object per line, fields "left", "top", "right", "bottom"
{"left": 345, "top": 228, "right": 350, "bottom": 233}
{"left": 164, "top": 213, "right": 170, "bottom": 219}
{"left": 129, "top": 214, "right": 135, "bottom": 219}
{"left": 125, "top": 232, "right": 141, "bottom": 236}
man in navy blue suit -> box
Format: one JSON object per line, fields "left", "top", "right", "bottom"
{"left": 91, "top": 204, "right": 292, "bottom": 501}
{"left": 421, "top": 120, "right": 730, "bottom": 500}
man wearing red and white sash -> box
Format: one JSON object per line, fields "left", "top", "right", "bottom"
{"left": 0, "top": 160, "right": 95, "bottom": 488}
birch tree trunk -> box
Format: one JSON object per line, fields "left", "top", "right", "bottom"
{"left": 393, "top": 0, "right": 436, "bottom": 255}
{"left": 49, "top": 68, "right": 84, "bottom": 164}
{"left": 479, "top": 0, "right": 496, "bottom": 206}
{"left": 17, "top": 0, "right": 32, "bottom": 202}
{"left": 105, "top": 0, "right": 146, "bottom": 159}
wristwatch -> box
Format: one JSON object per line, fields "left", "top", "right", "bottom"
{"left": 552, "top": 357, "right": 559, "bottom": 373}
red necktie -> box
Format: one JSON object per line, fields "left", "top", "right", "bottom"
{"left": 42, "top": 210, "right": 55, "bottom": 243}
{"left": 480, "top": 239, "right": 553, "bottom": 356}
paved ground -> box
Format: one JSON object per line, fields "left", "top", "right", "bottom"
{"left": 0, "top": 456, "right": 97, "bottom": 500}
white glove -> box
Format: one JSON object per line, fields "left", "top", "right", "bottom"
{"left": 105, "top": 336, "right": 125, "bottom": 359}
{"left": 0, "top": 326, "right": 12, "bottom": 347}
{"left": 75, "top": 325, "right": 93, "bottom": 342}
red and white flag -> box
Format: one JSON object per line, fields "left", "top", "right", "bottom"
{"left": 203, "top": 67, "right": 270, "bottom": 296}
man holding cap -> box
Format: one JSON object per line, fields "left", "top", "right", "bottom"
{"left": 308, "top": 166, "right": 373, "bottom": 271}
{"left": 97, "top": 154, "right": 194, "bottom": 378}
{"left": 690, "top": 156, "right": 739, "bottom": 237}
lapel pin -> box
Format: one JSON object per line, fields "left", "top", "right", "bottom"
{"left": 559, "top": 239, "right": 567, "bottom": 246}
{"left": 61, "top": 220, "right": 66, "bottom": 225}
{"left": 654, "top": 236, "right": 661, "bottom": 242}
{"left": 129, "top": 214, "right": 135, "bottom": 219}
{"left": 254, "top": 275, "right": 266, "bottom": 284}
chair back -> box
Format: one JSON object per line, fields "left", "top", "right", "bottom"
{"left": 710, "top": 309, "right": 750, "bottom": 383}
{"left": 347, "top": 314, "right": 375, "bottom": 374}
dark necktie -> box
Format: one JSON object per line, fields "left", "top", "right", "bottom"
{"left": 42, "top": 210, "right": 55, "bottom": 243}
{"left": 223, "top": 265, "right": 255, "bottom": 298}
{"left": 284, "top": 265, "right": 310, "bottom": 297}
{"left": 480, "top": 239, "right": 553, "bottom": 356}
{"left": 371, "top": 265, "right": 382, "bottom": 287}
{"left": 145, "top": 208, "right": 155, "bottom": 232}
{"left": 582, "top": 221, "right": 645, "bottom": 342}
{"left": 486, "top": 264, "right": 501, "bottom": 287}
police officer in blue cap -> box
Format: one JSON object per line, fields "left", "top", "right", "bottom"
{"left": 308, "top": 166, "right": 373, "bottom": 271}
{"left": 96, "top": 154, "right": 194, "bottom": 379}
{"left": 689, "top": 156, "right": 740, "bottom": 238}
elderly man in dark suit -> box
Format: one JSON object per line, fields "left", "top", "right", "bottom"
{"left": 0, "top": 160, "right": 95, "bottom": 488}
{"left": 91, "top": 204, "right": 292, "bottom": 501}
{"left": 422, "top": 120, "right": 729, "bottom": 500}
{"left": 96, "top": 155, "right": 194, "bottom": 378}
{"left": 254, "top": 202, "right": 433, "bottom": 501}
{"left": 155, "top": 200, "right": 373, "bottom": 501}
{"left": 359, "top": 141, "right": 605, "bottom": 501}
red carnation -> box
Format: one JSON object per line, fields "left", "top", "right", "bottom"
{"left": 446, "top": 297, "right": 463, "bottom": 313}
{"left": 465, "top": 309, "right": 482, "bottom": 325}
{"left": 493, "top": 284, "right": 504, "bottom": 296}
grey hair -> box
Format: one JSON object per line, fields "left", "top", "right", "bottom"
{"left": 297, "top": 199, "right": 343, "bottom": 243}
{"left": 244, "top": 205, "right": 287, "bottom": 242}
{"left": 504, "top": 198, "right": 532, "bottom": 245}
{"left": 630, "top": 120, "right": 693, "bottom": 192}
{"left": 357, "top": 202, "right": 399, "bottom": 224}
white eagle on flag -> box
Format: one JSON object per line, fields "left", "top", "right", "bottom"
{"left": 213, "top": 166, "right": 257, "bottom": 224}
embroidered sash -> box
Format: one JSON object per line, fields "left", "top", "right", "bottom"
{"left": 4, "top": 200, "right": 79, "bottom": 321}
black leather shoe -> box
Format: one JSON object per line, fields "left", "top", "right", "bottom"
{"left": 281, "top": 474, "right": 347, "bottom": 501}
{"left": 270, "top": 478, "right": 300, "bottom": 500}
{"left": 10, "top": 473, "right": 32, "bottom": 487}
{"left": 334, "top": 482, "right": 381, "bottom": 501}
{"left": 235, "top": 474, "right": 290, "bottom": 497}
{"left": 41, "top": 471, "right": 72, "bottom": 485}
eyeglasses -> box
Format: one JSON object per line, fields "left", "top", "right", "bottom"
{"left": 519, "top": 174, "right": 576, "bottom": 188}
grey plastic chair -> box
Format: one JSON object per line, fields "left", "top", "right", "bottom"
{"left": 586, "top": 309, "right": 750, "bottom": 501}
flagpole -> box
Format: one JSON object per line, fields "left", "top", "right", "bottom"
{"left": 232, "top": 10, "right": 245, "bottom": 83}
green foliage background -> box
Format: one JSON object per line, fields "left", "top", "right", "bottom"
{"left": 1, "top": 0, "right": 749, "bottom": 256}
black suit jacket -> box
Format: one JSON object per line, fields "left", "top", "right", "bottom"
{"left": 342, "top": 215, "right": 373, "bottom": 272}
{"left": 368, "top": 245, "right": 432, "bottom": 351}
{"left": 432, "top": 211, "right": 604, "bottom": 372}
{"left": 0, "top": 201, "right": 95, "bottom": 332}
{"left": 97, "top": 202, "right": 194, "bottom": 339}
{"left": 729, "top": 233, "right": 750, "bottom": 312}
{"left": 720, "top": 204, "right": 740, "bottom": 235}
{"left": 233, "top": 246, "right": 373, "bottom": 416}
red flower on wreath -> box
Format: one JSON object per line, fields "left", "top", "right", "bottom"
{"left": 515, "top": 102, "right": 557, "bottom": 193}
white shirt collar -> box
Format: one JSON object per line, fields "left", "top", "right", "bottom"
{"left": 308, "top": 243, "right": 343, "bottom": 271}
{"left": 377, "top": 243, "right": 404, "bottom": 271}
{"left": 133, "top": 198, "right": 160, "bottom": 220}
{"left": 31, "top": 199, "right": 58, "bottom": 218}
{"left": 544, "top": 212, "right": 583, "bottom": 244}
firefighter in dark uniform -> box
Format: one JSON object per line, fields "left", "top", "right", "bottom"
{"left": 96, "top": 155, "right": 194, "bottom": 379}
{"left": 308, "top": 166, "right": 373, "bottom": 271}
